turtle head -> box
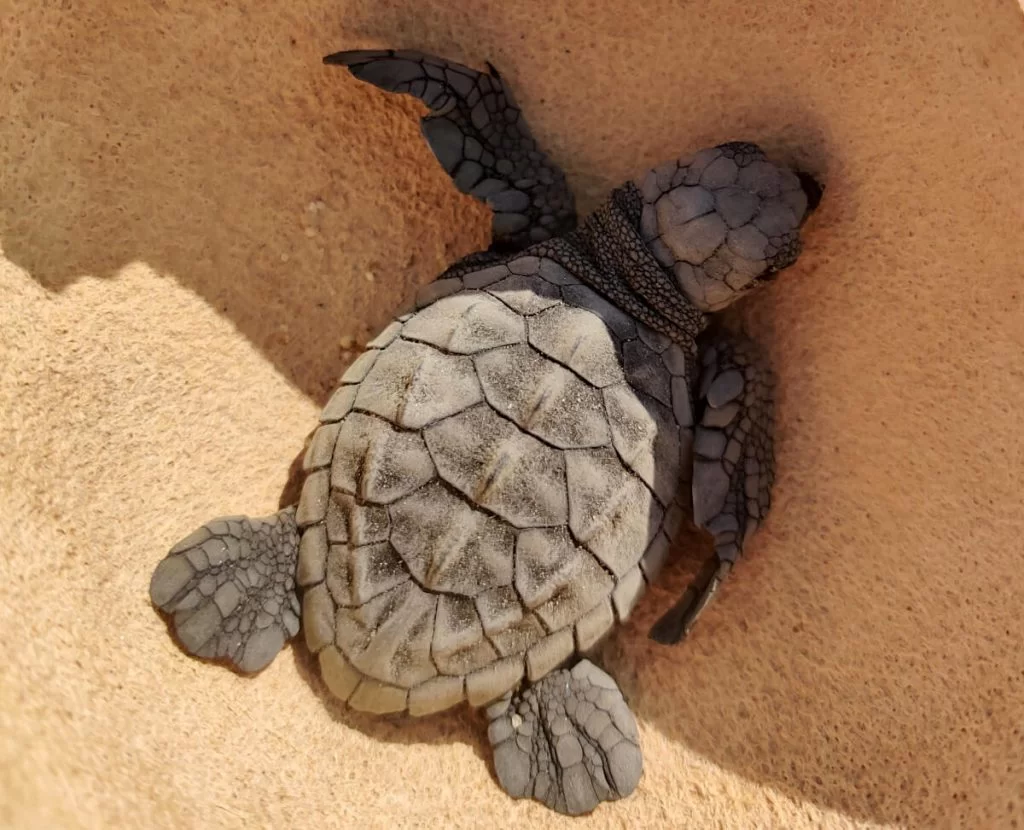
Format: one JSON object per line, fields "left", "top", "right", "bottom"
{"left": 636, "top": 142, "right": 822, "bottom": 312}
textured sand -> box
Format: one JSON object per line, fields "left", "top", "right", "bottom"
{"left": 2, "top": 1, "right": 1023, "bottom": 828}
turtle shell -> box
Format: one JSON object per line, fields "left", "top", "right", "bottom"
{"left": 295, "top": 254, "right": 694, "bottom": 716}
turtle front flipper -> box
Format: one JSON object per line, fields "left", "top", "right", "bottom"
{"left": 486, "top": 660, "right": 643, "bottom": 816}
{"left": 650, "top": 331, "right": 776, "bottom": 644}
{"left": 150, "top": 508, "right": 301, "bottom": 673}
{"left": 324, "top": 49, "right": 577, "bottom": 252}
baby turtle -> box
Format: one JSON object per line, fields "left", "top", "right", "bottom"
{"left": 149, "top": 48, "right": 822, "bottom": 815}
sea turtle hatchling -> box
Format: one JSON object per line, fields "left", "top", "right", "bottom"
{"left": 149, "top": 48, "right": 823, "bottom": 815}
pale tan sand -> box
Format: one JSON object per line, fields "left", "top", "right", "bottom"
{"left": 2, "top": 1, "right": 1023, "bottom": 827}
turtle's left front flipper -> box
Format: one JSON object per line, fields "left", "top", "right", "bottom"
{"left": 324, "top": 49, "right": 576, "bottom": 252}
{"left": 650, "top": 331, "right": 776, "bottom": 645}
{"left": 150, "top": 508, "right": 301, "bottom": 673}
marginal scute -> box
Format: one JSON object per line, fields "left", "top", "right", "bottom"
{"left": 340, "top": 349, "right": 380, "bottom": 385}
{"left": 302, "top": 582, "right": 336, "bottom": 654}
{"left": 319, "top": 645, "right": 361, "bottom": 701}
{"left": 365, "top": 319, "right": 404, "bottom": 350}
{"left": 466, "top": 655, "right": 525, "bottom": 707}
{"left": 507, "top": 255, "right": 541, "bottom": 275}
{"left": 611, "top": 568, "right": 646, "bottom": 622}
{"left": 303, "top": 421, "right": 342, "bottom": 471}
{"left": 320, "top": 384, "right": 357, "bottom": 423}
{"left": 295, "top": 469, "right": 329, "bottom": 527}
{"left": 296, "top": 523, "right": 327, "bottom": 587}
{"left": 408, "top": 675, "right": 465, "bottom": 717}
{"left": 348, "top": 678, "right": 409, "bottom": 714}
{"left": 526, "top": 628, "right": 575, "bottom": 682}
{"left": 640, "top": 531, "right": 673, "bottom": 581}
{"left": 423, "top": 404, "right": 568, "bottom": 527}
{"left": 574, "top": 599, "right": 615, "bottom": 652}
{"left": 538, "top": 258, "right": 579, "bottom": 286}
{"left": 463, "top": 264, "right": 510, "bottom": 289}
{"left": 415, "top": 277, "right": 464, "bottom": 308}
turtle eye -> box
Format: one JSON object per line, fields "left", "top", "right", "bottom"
{"left": 796, "top": 171, "right": 824, "bottom": 218}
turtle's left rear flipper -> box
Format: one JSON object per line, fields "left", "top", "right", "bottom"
{"left": 324, "top": 49, "right": 577, "bottom": 252}
{"left": 150, "top": 508, "right": 301, "bottom": 673}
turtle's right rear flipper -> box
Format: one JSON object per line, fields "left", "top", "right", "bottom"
{"left": 150, "top": 508, "right": 301, "bottom": 673}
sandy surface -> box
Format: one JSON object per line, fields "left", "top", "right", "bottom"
{"left": 2, "top": 1, "right": 1023, "bottom": 828}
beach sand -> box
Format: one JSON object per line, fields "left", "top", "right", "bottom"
{"left": 2, "top": 1, "right": 1023, "bottom": 827}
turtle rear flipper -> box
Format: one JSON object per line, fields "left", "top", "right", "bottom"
{"left": 150, "top": 508, "right": 301, "bottom": 673}
{"left": 487, "top": 660, "right": 643, "bottom": 815}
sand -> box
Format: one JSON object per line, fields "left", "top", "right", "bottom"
{"left": 2, "top": 0, "right": 1023, "bottom": 827}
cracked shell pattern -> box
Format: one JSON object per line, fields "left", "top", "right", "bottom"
{"left": 297, "top": 255, "right": 696, "bottom": 715}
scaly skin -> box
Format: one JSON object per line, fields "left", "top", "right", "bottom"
{"left": 149, "top": 46, "right": 822, "bottom": 818}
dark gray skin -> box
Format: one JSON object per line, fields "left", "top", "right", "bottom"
{"left": 325, "top": 49, "right": 820, "bottom": 644}
{"left": 150, "top": 48, "right": 822, "bottom": 816}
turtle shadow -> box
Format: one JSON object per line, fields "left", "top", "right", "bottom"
{"left": 287, "top": 636, "right": 492, "bottom": 764}
{"left": 1, "top": 0, "right": 488, "bottom": 408}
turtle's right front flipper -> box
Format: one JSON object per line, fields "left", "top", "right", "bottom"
{"left": 324, "top": 49, "right": 577, "bottom": 252}
{"left": 150, "top": 508, "right": 301, "bottom": 673}
{"left": 649, "top": 331, "right": 776, "bottom": 645}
